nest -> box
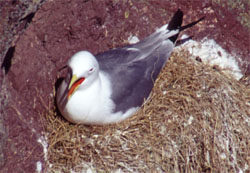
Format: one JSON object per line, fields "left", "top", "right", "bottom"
{"left": 44, "top": 50, "right": 250, "bottom": 172}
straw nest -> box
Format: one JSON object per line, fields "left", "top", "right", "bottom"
{"left": 44, "top": 49, "right": 250, "bottom": 172}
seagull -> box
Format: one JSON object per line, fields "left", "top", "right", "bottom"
{"left": 56, "top": 9, "right": 204, "bottom": 124}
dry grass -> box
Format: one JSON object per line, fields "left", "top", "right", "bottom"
{"left": 44, "top": 50, "right": 250, "bottom": 172}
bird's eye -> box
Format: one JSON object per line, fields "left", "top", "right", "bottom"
{"left": 89, "top": 68, "right": 93, "bottom": 72}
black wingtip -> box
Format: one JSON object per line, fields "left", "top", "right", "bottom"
{"left": 180, "top": 16, "right": 205, "bottom": 32}
{"left": 167, "top": 9, "right": 205, "bottom": 43}
{"left": 167, "top": 9, "right": 183, "bottom": 43}
{"left": 167, "top": 9, "right": 183, "bottom": 31}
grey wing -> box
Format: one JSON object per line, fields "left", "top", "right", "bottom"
{"left": 96, "top": 44, "right": 172, "bottom": 113}
{"left": 96, "top": 47, "right": 140, "bottom": 70}
{"left": 108, "top": 60, "right": 155, "bottom": 113}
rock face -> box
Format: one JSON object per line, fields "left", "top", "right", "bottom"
{"left": 0, "top": 0, "right": 45, "bottom": 172}
{"left": 0, "top": 0, "right": 249, "bottom": 172}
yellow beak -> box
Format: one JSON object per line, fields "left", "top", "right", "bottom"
{"left": 67, "top": 74, "right": 85, "bottom": 99}
{"left": 68, "top": 74, "right": 79, "bottom": 99}
{"left": 69, "top": 74, "right": 78, "bottom": 89}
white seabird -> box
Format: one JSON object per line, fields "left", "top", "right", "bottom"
{"left": 56, "top": 9, "right": 204, "bottom": 124}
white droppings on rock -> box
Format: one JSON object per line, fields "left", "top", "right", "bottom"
{"left": 36, "top": 161, "right": 42, "bottom": 173}
{"left": 176, "top": 37, "right": 243, "bottom": 80}
{"left": 128, "top": 34, "right": 140, "bottom": 44}
{"left": 37, "top": 135, "right": 48, "bottom": 161}
{"left": 37, "top": 135, "right": 48, "bottom": 172}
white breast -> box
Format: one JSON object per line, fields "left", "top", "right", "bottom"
{"left": 64, "top": 72, "right": 115, "bottom": 124}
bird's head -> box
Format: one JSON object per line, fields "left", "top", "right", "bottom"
{"left": 67, "top": 51, "right": 99, "bottom": 99}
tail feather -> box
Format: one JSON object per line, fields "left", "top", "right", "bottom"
{"left": 131, "top": 9, "right": 205, "bottom": 54}
{"left": 175, "top": 35, "right": 193, "bottom": 46}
